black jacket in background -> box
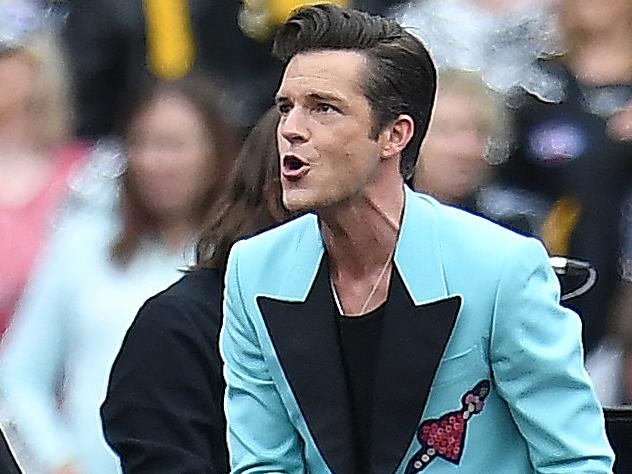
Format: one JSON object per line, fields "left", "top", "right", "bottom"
{"left": 499, "top": 59, "right": 632, "bottom": 352}
{"left": 101, "top": 269, "right": 228, "bottom": 473}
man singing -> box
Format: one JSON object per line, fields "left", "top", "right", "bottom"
{"left": 220, "top": 5, "right": 614, "bottom": 473}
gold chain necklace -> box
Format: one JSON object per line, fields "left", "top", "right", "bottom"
{"left": 331, "top": 249, "right": 394, "bottom": 316}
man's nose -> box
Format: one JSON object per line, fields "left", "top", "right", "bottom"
{"left": 279, "top": 107, "right": 310, "bottom": 145}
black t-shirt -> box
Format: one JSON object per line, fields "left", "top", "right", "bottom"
{"left": 336, "top": 303, "right": 386, "bottom": 473}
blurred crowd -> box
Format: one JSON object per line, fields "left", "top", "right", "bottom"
{"left": 0, "top": 0, "right": 631, "bottom": 472}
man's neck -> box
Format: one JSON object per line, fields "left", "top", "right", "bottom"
{"left": 319, "top": 182, "right": 404, "bottom": 316}
{"left": 320, "top": 183, "right": 404, "bottom": 281}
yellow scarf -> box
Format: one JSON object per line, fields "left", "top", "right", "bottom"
{"left": 143, "top": 0, "right": 195, "bottom": 80}
{"left": 540, "top": 196, "right": 582, "bottom": 256}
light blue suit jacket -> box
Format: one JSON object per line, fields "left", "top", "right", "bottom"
{"left": 221, "top": 186, "right": 614, "bottom": 473}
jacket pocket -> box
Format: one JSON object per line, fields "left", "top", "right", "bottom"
{"left": 431, "top": 344, "right": 489, "bottom": 388}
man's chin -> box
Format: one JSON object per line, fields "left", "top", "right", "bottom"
{"left": 282, "top": 191, "right": 316, "bottom": 213}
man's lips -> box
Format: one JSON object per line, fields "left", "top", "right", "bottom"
{"left": 282, "top": 154, "right": 311, "bottom": 181}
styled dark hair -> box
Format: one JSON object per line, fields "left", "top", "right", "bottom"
{"left": 272, "top": 4, "right": 437, "bottom": 179}
{"left": 112, "top": 74, "right": 238, "bottom": 265}
{"left": 194, "top": 107, "right": 294, "bottom": 271}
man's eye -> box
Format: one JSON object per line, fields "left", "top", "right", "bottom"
{"left": 315, "top": 103, "right": 337, "bottom": 113}
{"left": 277, "top": 103, "right": 292, "bottom": 115}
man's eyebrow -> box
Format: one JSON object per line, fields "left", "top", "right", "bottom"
{"left": 274, "top": 92, "right": 346, "bottom": 104}
{"left": 306, "top": 92, "right": 345, "bottom": 103}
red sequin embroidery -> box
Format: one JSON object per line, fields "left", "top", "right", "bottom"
{"left": 405, "top": 380, "right": 490, "bottom": 473}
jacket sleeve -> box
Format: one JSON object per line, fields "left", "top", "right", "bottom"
{"left": 490, "top": 237, "right": 615, "bottom": 473}
{"left": 0, "top": 224, "right": 77, "bottom": 471}
{"left": 220, "top": 242, "right": 306, "bottom": 473}
{"left": 101, "top": 287, "right": 228, "bottom": 473}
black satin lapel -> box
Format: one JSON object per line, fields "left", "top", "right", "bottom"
{"left": 370, "top": 269, "right": 462, "bottom": 474}
{"left": 257, "top": 258, "right": 355, "bottom": 474}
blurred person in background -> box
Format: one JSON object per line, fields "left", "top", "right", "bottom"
{"left": 498, "top": 0, "right": 632, "bottom": 358}
{"left": 62, "top": 0, "right": 283, "bottom": 140}
{"left": 0, "top": 75, "right": 237, "bottom": 474}
{"left": 412, "top": 72, "right": 510, "bottom": 215}
{"left": 412, "top": 69, "right": 539, "bottom": 235}
{"left": 604, "top": 101, "right": 632, "bottom": 405}
{"left": 412, "top": 71, "right": 496, "bottom": 209}
{"left": 101, "top": 107, "right": 294, "bottom": 474}
{"left": 0, "top": 1, "right": 86, "bottom": 341}
{"left": 611, "top": 218, "right": 632, "bottom": 405}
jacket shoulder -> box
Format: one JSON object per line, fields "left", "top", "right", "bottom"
{"left": 230, "top": 213, "right": 318, "bottom": 260}
{"left": 138, "top": 268, "right": 223, "bottom": 334}
{"left": 417, "top": 193, "right": 540, "bottom": 266}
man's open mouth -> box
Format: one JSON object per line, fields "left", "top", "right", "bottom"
{"left": 282, "top": 155, "right": 311, "bottom": 180}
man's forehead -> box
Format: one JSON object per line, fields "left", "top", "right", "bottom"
{"left": 277, "top": 50, "right": 368, "bottom": 96}
{"left": 286, "top": 50, "right": 367, "bottom": 73}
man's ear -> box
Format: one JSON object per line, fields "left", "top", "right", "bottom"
{"left": 378, "top": 114, "right": 415, "bottom": 160}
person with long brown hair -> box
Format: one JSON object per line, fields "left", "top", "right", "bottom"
{"left": 101, "top": 107, "right": 293, "bottom": 473}
{"left": 0, "top": 75, "right": 235, "bottom": 474}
